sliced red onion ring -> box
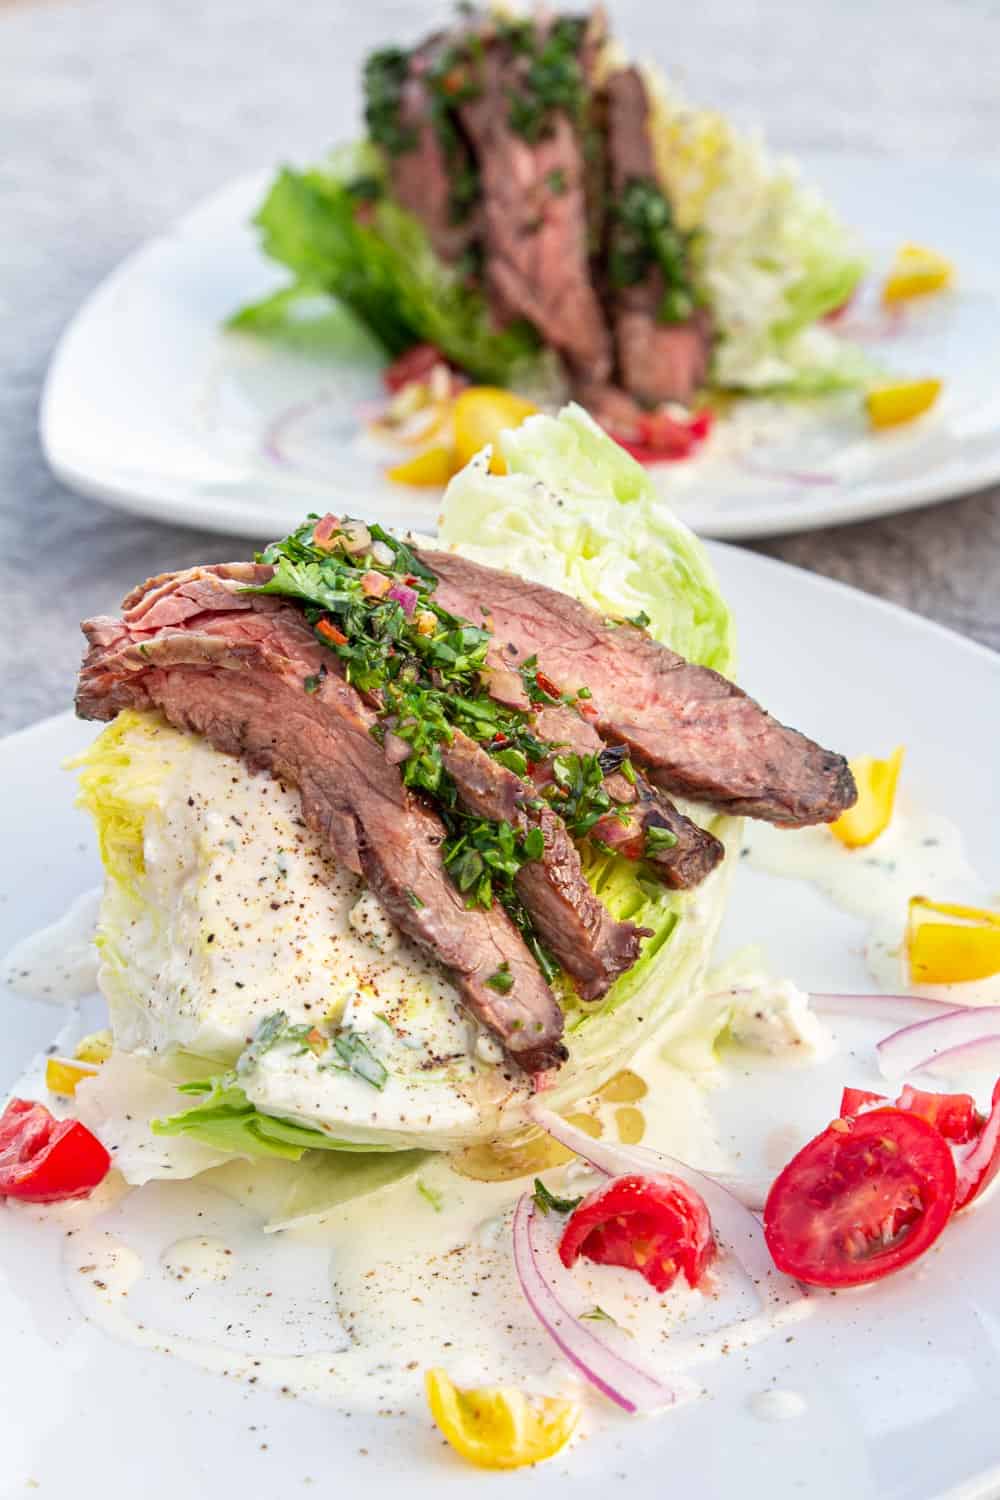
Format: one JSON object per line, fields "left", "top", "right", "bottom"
{"left": 529, "top": 1106, "right": 796, "bottom": 1297}
{"left": 511, "top": 1193, "right": 697, "bottom": 1414}
{"left": 737, "top": 458, "right": 837, "bottom": 487}
{"left": 877, "top": 1007, "right": 1000, "bottom": 1080}
{"left": 387, "top": 583, "right": 418, "bottom": 617}
{"left": 812, "top": 992, "right": 962, "bottom": 1024}
{"left": 956, "top": 1090, "right": 1000, "bottom": 1206}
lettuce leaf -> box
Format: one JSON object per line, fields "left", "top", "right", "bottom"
{"left": 645, "top": 71, "right": 869, "bottom": 393}
{"left": 441, "top": 402, "right": 735, "bottom": 676}
{"left": 230, "top": 144, "right": 544, "bottom": 387}
{"left": 152, "top": 1073, "right": 405, "bottom": 1160}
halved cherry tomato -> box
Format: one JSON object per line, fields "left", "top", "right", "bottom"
{"left": 558, "top": 1172, "right": 715, "bottom": 1294}
{"left": 839, "top": 1086, "right": 888, "bottom": 1117}
{"left": 383, "top": 344, "right": 445, "bottom": 393}
{"left": 763, "top": 1108, "right": 956, "bottom": 1287}
{"left": 895, "top": 1085, "right": 980, "bottom": 1145}
{"left": 839, "top": 1081, "right": 1000, "bottom": 1211}
{"left": 0, "top": 1098, "right": 110, "bottom": 1203}
{"left": 610, "top": 408, "right": 713, "bottom": 466}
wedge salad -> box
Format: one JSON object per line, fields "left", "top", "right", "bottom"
{"left": 230, "top": 6, "right": 952, "bottom": 489}
{"left": 4, "top": 411, "right": 1000, "bottom": 1472}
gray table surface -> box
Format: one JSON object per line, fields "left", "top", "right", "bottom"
{"left": 2, "top": 0, "right": 998, "bottom": 735}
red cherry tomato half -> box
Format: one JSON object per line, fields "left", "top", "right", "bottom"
{"left": 383, "top": 343, "right": 446, "bottom": 393}
{"left": 839, "top": 1086, "right": 888, "bottom": 1117}
{"left": 763, "top": 1108, "right": 956, "bottom": 1288}
{"left": 895, "top": 1085, "right": 980, "bottom": 1145}
{"left": 0, "top": 1098, "right": 111, "bottom": 1203}
{"left": 609, "top": 409, "right": 714, "bottom": 466}
{"left": 558, "top": 1173, "right": 716, "bottom": 1294}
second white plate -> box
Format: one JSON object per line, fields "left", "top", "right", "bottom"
{"left": 41, "top": 153, "right": 1000, "bottom": 541}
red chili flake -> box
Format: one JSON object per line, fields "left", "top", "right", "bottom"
{"left": 535, "top": 671, "right": 561, "bottom": 699}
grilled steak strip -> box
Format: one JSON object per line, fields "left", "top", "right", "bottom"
{"left": 440, "top": 730, "right": 647, "bottom": 1000}
{"left": 76, "top": 567, "right": 567, "bottom": 1073}
{"left": 417, "top": 548, "right": 856, "bottom": 827}
{"left": 458, "top": 32, "right": 613, "bottom": 379}
{"left": 530, "top": 704, "right": 724, "bottom": 889}
{"left": 387, "top": 50, "right": 481, "bottom": 266}
{"left": 605, "top": 66, "right": 710, "bottom": 407}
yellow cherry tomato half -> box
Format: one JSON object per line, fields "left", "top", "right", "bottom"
{"left": 882, "top": 243, "right": 954, "bottom": 305}
{"left": 866, "top": 379, "right": 941, "bottom": 430}
{"left": 387, "top": 445, "right": 456, "bottom": 487}
{"left": 45, "top": 1057, "right": 99, "bottom": 1097}
{"left": 425, "top": 1368, "right": 580, "bottom": 1469}
{"left": 830, "top": 746, "right": 904, "bottom": 849}
{"left": 452, "top": 388, "right": 538, "bottom": 473}
{"left": 907, "top": 897, "right": 1000, "bottom": 985}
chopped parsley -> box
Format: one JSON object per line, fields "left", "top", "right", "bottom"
{"left": 644, "top": 824, "right": 679, "bottom": 857}
{"left": 532, "top": 1178, "right": 583, "bottom": 1216}
{"left": 545, "top": 167, "right": 568, "bottom": 195}
{"left": 544, "top": 752, "right": 627, "bottom": 839}
{"left": 362, "top": 47, "right": 417, "bottom": 157}
{"left": 627, "top": 608, "right": 652, "bottom": 629}
{"left": 486, "top": 962, "right": 514, "bottom": 994}
{"left": 303, "top": 673, "right": 323, "bottom": 694}
{"left": 580, "top": 1305, "right": 632, "bottom": 1334}
{"left": 417, "top": 1179, "right": 444, "bottom": 1212}
{"left": 608, "top": 178, "right": 699, "bottom": 326}
{"left": 328, "top": 1029, "right": 389, "bottom": 1090}
{"left": 505, "top": 17, "right": 588, "bottom": 144}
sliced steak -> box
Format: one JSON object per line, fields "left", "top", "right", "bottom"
{"left": 605, "top": 67, "right": 711, "bottom": 406}
{"left": 458, "top": 38, "right": 613, "bottom": 379}
{"left": 388, "top": 60, "right": 479, "bottom": 266}
{"left": 440, "top": 730, "right": 647, "bottom": 1000}
{"left": 76, "top": 568, "right": 567, "bottom": 1073}
{"left": 531, "top": 704, "right": 724, "bottom": 888}
{"left": 417, "top": 548, "right": 857, "bottom": 827}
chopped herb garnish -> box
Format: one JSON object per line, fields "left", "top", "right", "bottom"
{"left": 546, "top": 167, "right": 568, "bottom": 195}
{"left": 328, "top": 1029, "right": 389, "bottom": 1090}
{"left": 417, "top": 1179, "right": 444, "bottom": 1212}
{"left": 576, "top": 685, "right": 592, "bottom": 700}
{"left": 362, "top": 47, "right": 417, "bottom": 157}
{"left": 580, "top": 1305, "right": 632, "bottom": 1334}
{"left": 644, "top": 824, "right": 679, "bottom": 857}
{"left": 532, "top": 1178, "right": 584, "bottom": 1216}
{"left": 608, "top": 177, "right": 699, "bottom": 326}
{"left": 627, "top": 609, "right": 652, "bottom": 629}
{"left": 303, "top": 673, "right": 322, "bottom": 695}
{"left": 486, "top": 962, "right": 514, "bottom": 994}
{"left": 405, "top": 887, "right": 425, "bottom": 910}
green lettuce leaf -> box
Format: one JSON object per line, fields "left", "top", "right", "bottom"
{"left": 230, "top": 144, "right": 544, "bottom": 387}
{"left": 152, "top": 1073, "right": 404, "bottom": 1160}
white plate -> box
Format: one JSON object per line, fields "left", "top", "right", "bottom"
{"left": 41, "top": 153, "right": 1000, "bottom": 542}
{"left": 2, "top": 546, "right": 1000, "bottom": 1498}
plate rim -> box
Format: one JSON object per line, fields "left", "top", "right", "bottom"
{"left": 39, "top": 153, "right": 1000, "bottom": 542}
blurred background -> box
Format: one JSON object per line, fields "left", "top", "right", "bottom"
{"left": 2, "top": 0, "right": 999, "bottom": 733}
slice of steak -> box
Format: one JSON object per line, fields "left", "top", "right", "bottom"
{"left": 605, "top": 67, "right": 711, "bottom": 406}
{"left": 530, "top": 704, "right": 724, "bottom": 888}
{"left": 77, "top": 568, "right": 567, "bottom": 1073}
{"left": 440, "top": 730, "right": 647, "bottom": 1001}
{"left": 417, "top": 548, "right": 856, "bottom": 827}
{"left": 389, "top": 60, "right": 480, "bottom": 265}
{"left": 458, "top": 37, "right": 613, "bottom": 379}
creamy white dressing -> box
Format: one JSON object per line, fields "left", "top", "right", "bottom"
{"left": 747, "top": 797, "right": 1000, "bottom": 1003}
{"left": 1, "top": 887, "right": 101, "bottom": 1001}
{"left": 46, "top": 1032, "right": 807, "bottom": 1431}
{"left": 747, "top": 1388, "right": 808, "bottom": 1422}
